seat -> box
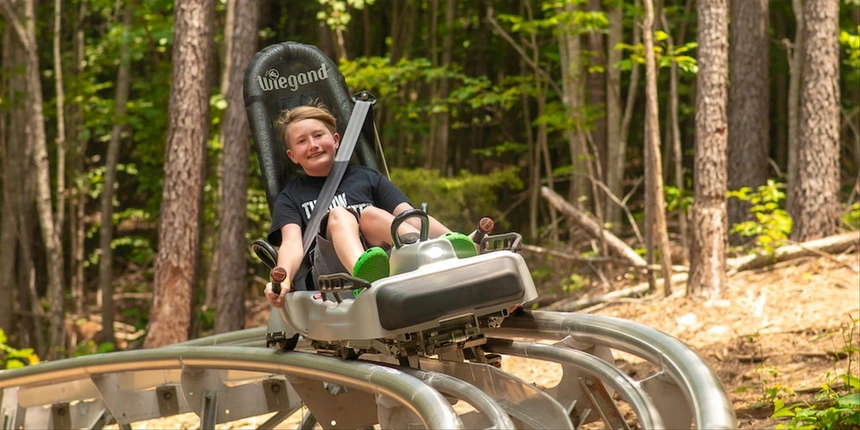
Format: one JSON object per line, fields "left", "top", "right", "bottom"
{"left": 243, "top": 41, "right": 381, "bottom": 290}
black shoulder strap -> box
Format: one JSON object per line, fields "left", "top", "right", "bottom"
{"left": 301, "top": 92, "right": 376, "bottom": 255}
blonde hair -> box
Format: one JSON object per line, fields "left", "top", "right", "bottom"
{"left": 277, "top": 100, "right": 337, "bottom": 148}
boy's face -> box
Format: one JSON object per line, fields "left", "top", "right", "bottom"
{"left": 285, "top": 118, "right": 340, "bottom": 176}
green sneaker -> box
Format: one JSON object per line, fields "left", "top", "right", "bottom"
{"left": 352, "top": 247, "right": 390, "bottom": 297}
{"left": 443, "top": 232, "right": 477, "bottom": 259}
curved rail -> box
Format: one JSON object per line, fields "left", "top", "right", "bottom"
{"left": 400, "top": 368, "right": 516, "bottom": 429}
{"left": 486, "top": 310, "right": 736, "bottom": 429}
{"left": 485, "top": 338, "right": 665, "bottom": 429}
{"left": 0, "top": 346, "right": 462, "bottom": 429}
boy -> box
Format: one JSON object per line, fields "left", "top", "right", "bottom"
{"left": 264, "top": 102, "right": 474, "bottom": 308}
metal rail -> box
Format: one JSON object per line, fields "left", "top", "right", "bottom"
{"left": 485, "top": 338, "right": 665, "bottom": 429}
{"left": 0, "top": 346, "right": 463, "bottom": 429}
{"left": 0, "top": 310, "right": 736, "bottom": 429}
{"left": 486, "top": 310, "right": 737, "bottom": 429}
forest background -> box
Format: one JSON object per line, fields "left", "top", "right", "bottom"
{"left": 0, "top": 0, "right": 857, "bottom": 370}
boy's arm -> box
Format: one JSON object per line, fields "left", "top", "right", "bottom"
{"left": 265, "top": 223, "right": 304, "bottom": 307}
{"left": 392, "top": 202, "right": 451, "bottom": 238}
{"left": 277, "top": 223, "right": 305, "bottom": 281}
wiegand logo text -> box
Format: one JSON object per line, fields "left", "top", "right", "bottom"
{"left": 258, "top": 63, "right": 329, "bottom": 92}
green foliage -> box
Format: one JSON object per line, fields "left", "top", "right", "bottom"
{"left": 772, "top": 318, "right": 860, "bottom": 429}
{"left": 390, "top": 167, "right": 523, "bottom": 232}
{"left": 561, "top": 273, "right": 589, "bottom": 293}
{"left": 616, "top": 35, "right": 699, "bottom": 74}
{"left": 843, "top": 203, "right": 860, "bottom": 229}
{"left": 0, "top": 329, "right": 39, "bottom": 369}
{"left": 665, "top": 185, "right": 693, "bottom": 213}
{"left": 317, "top": 0, "right": 376, "bottom": 31}
{"left": 728, "top": 180, "right": 792, "bottom": 254}
{"left": 73, "top": 340, "right": 116, "bottom": 358}
{"left": 340, "top": 56, "right": 523, "bottom": 165}
{"left": 840, "top": 26, "right": 860, "bottom": 69}
{"left": 497, "top": 1, "right": 608, "bottom": 36}
{"left": 197, "top": 306, "right": 216, "bottom": 334}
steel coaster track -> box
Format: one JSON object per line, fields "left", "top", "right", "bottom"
{"left": 0, "top": 310, "right": 736, "bottom": 429}
{"left": 486, "top": 310, "right": 736, "bottom": 430}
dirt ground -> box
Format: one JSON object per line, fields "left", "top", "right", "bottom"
{"left": 581, "top": 249, "right": 860, "bottom": 428}
{"left": 126, "top": 247, "right": 860, "bottom": 429}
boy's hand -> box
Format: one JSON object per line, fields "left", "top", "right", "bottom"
{"left": 264, "top": 282, "right": 287, "bottom": 307}
{"left": 265, "top": 266, "right": 289, "bottom": 307}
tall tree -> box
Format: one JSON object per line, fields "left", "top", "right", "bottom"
{"left": 52, "top": 0, "right": 67, "bottom": 255}
{"left": 98, "top": 5, "right": 134, "bottom": 345}
{"left": 586, "top": 0, "right": 607, "bottom": 177}
{"left": 214, "top": 0, "right": 260, "bottom": 334}
{"left": 727, "top": 0, "right": 769, "bottom": 229}
{"left": 0, "top": 11, "right": 21, "bottom": 338}
{"left": 1, "top": 0, "right": 67, "bottom": 358}
{"left": 787, "top": 0, "right": 805, "bottom": 211}
{"left": 791, "top": 0, "right": 841, "bottom": 241}
{"left": 144, "top": 0, "right": 213, "bottom": 348}
{"left": 661, "top": 0, "right": 693, "bottom": 263}
{"left": 642, "top": 0, "right": 673, "bottom": 295}
{"left": 558, "top": 1, "right": 589, "bottom": 209}
{"left": 427, "top": 0, "right": 454, "bottom": 175}
{"left": 1, "top": 3, "right": 44, "bottom": 351}
{"left": 68, "top": 0, "right": 89, "bottom": 323}
{"left": 604, "top": 0, "right": 624, "bottom": 233}
{"left": 688, "top": 0, "right": 729, "bottom": 299}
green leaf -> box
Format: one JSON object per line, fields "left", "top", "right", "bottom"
{"left": 771, "top": 407, "right": 796, "bottom": 419}
{"left": 838, "top": 393, "right": 860, "bottom": 407}
{"left": 845, "top": 374, "right": 860, "bottom": 390}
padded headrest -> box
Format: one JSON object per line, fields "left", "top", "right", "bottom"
{"left": 243, "top": 42, "right": 379, "bottom": 213}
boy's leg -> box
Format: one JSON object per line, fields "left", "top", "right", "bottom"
{"left": 358, "top": 206, "right": 419, "bottom": 247}
{"left": 326, "top": 207, "right": 367, "bottom": 272}
{"left": 327, "top": 207, "right": 389, "bottom": 283}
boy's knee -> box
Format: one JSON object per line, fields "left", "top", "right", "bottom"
{"left": 360, "top": 206, "right": 389, "bottom": 224}
{"left": 328, "top": 207, "right": 359, "bottom": 228}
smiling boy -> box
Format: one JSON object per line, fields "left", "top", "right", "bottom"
{"left": 264, "top": 102, "right": 474, "bottom": 308}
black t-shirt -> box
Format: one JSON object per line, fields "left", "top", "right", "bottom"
{"left": 267, "top": 165, "right": 411, "bottom": 246}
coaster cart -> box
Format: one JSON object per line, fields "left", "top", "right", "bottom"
{"left": 0, "top": 42, "right": 735, "bottom": 429}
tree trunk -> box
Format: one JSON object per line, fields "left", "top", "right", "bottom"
{"left": 523, "top": 59, "right": 539, "bottom": 240}
{"left": 727, "top": 0, "right": 770, "bottom": 230}
{"left": 791, "top": 0, "right": 840, "bottom": 241}
{"left": 98, "top": 6, "right": 133, "bottom": 346}
{"left": 0, "top": 141, "right": 15, "bottom": 338}
{"left": 604, "top": 0, "right": 623, "bottom": 233}
{"left": 617, "top": 0, "right": 642, "bottom": 233}
{"left": 52, "top": 0, "right": 67, "bottom": 255}
{"left": 0, "top": 5, "right": 18, "bottom": 340}
{"left": 586, "top": 0, "right": 607, "bottom": 177}
{"left": 144, "top": 0, "right": 213, "bottom": 348}
{"left": 661, "top": 7, "right": 690, "bottom": 264}
{"left": 435, "top": 0, "right": 454, "bottom": 175}
{"left": 1, "top": 5, "right": 43, "bottom": 351}
{"left": 787, "top": 0, "right": 804, "bottom": 211}
{"left": 214, "top": 0, "right": 259, "bottom": 334}
{"left": 203, "top": 0, "right": 237, "bottom": 309}
{"left": 642, "top": 0, "right": 674, "bottom": 296}
{"left": 558, "top": 1, "right": 588, "bottom": 208}
{"left": 68, "top": 0, "right": 88, "bottom": 324}
{"left": 2, "top": 0, "right": 68, "bottom": 358}
{"left": 426, "top": 0, "right": 439, "bottom": 170}
{"left": 772, "top": 9, "right": 789, "bottom": 171}
{"left": 688, "top": 0, "right": 729, "bottom": 299}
